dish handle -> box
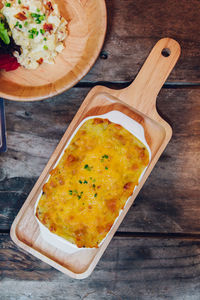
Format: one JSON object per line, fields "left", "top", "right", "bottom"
{"left": 118, "top": 38, "right": 181, "bottom": 120}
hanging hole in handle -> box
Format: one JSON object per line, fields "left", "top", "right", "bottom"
{"left": 161, "top": 48, "right": 171, "bottom": 57}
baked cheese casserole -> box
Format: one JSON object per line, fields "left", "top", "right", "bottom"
{"left": 36, "top": 118, "right": 149, "bottom": 248}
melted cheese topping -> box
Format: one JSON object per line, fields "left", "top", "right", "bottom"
{"left": 2, "top": 0, "right": 67, "bottom": 69}
{"left": 36, "top": 118, "right": 149, "bottom": 248}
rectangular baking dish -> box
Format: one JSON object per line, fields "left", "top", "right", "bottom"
{"left": 34, "top": 109, "right": 152, "bottom": 254}
{"left": 10, "top": 38, "right": 181, "bottom": 279}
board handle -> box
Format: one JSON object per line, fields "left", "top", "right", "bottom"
{"left": 119, "top": 38, "right": 181, "bottom": 118}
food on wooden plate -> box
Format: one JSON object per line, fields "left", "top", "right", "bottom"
{"left": 1, "top": 0, "right": 67, "bottom": 69}
{"left": 36, "top": 118, "right": 149, "bottom": 248}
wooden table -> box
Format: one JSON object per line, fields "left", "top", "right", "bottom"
{"left": 0, "top": 0, "right": 200, "bottom": 299}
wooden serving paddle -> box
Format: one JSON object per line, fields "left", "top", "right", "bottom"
{"left": 11, "top": 38, "right": 181, "bottom": 279}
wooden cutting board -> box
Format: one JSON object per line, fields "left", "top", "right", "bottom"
{"left": 10, "top": 38, "right": 181, "bottom": 279}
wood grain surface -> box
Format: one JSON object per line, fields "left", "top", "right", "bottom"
{"left": 83, "top": 0, "right": 200, "bottom": 83}
{"left": 1, "top": 234, "right": 200, "bottom": 300}
{"left": 0, "top": 0, "right": 200, "bottom": 296}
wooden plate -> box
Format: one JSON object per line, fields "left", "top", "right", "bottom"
{"left": 10, "top": 38, "right": 181, "bottom": 279}
{"left": 0, "top": 0, "right": 107, "bottom": 101}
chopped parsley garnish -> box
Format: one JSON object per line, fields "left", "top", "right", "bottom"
{"left": 31, "top": 13, "right": 39, "bottom": 18}
{"left": 18, "top": 0, "right": 21, "bottom": 4}
{"left": 29, "top": 28, "right": 37, "bottom": 34}
{"left": 84, "top": 180, "right": 88, "bottom": 184}
{"left": 77, "top": 191, "right": 83, "bottom": 199}
{"left": 39, "top": 15, "right": 45, "bottom": 21}
{"left": 105, "top": 166, "right": 108, "bottom": 170}
{"left": 14, "top": 21, "right": 22, "bottom": 29}
{"left": 31, "top": 12, "right": 45, "bottom": 24}
{"left": 69, "top": 189, "right": 83, "bottom": 199}
{"left": 94, "top": 193, "right": 97, "bottom": 197}
{"left": 79, "top": 180, "right": 82, "bottom": 184}
{"left": 43, "top": 45, "right": 48, "bottom": 50}
{"left": 92, "top": 184, "right": 96, "bottom": 188}
{"left": 101, "top": 154, "right": 109, "bottom": 162}
{"left": 36, "top": 8, "right": 40, "bottom": 12}
{"left": 5, "top": 3, "right": 11, "bottom": 7}
{"left": 84, "top": 164, "right": 92, "bottom": 171}
{"left": 40, "top": 29, "right": 45, "bottom": 34}
{"left": 28, "top": 28, "right": 39, "bottom": 38}
{"left": 24, "top": 21, "right": 28, "bottom": 27}
{"left": 43, "top": 37, "right": 47, "bottom": 41}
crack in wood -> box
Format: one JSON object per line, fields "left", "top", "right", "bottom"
{"left": 115, "top": 232, "right": 200, "bottom": 240}
{"left": 1, "top": 231, "right": 200, "bottom": 240}
{"left": 75, "top": 81, "right": 200, "bottom": 89}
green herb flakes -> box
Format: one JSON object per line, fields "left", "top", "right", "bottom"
{"left": 84, "top": 164, "right": 92, "bottom": 171}
{"left": 40, "top": 28, "right": 45, "bottom": 34}
{"left": 101, "top": 154, "right": 109, "bottom": 162}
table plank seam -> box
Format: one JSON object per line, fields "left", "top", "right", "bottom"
{"left": 2, "top": 230, "right": 200, "bottom": 241}
{"left": 75, "top": 81, "right": 200, "bottom": 89}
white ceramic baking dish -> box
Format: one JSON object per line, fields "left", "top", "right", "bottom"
{"left": 34, "top": 110, "right": 151, "bottom": 254}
